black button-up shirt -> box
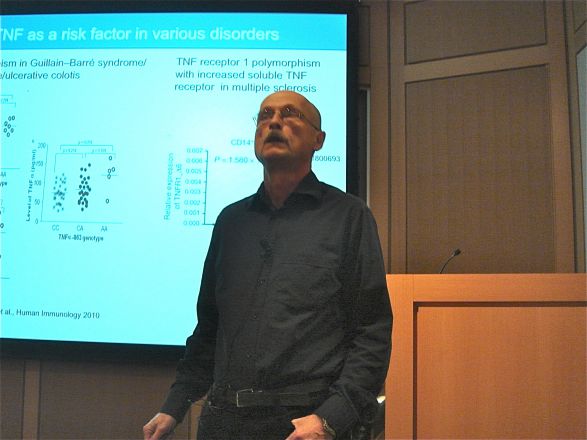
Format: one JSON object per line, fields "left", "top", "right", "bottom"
{"left": 162, "top": 172, "right": 392, "bottom": 435}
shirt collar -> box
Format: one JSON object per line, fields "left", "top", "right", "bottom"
{"left": 248, "top": 171, "right": 323, "bottom": 210}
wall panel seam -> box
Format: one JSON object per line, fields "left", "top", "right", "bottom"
{"left": 404, "top": 46, "right": 550, "bottom": 83}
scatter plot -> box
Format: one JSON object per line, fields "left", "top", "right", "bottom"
{"left": 52, "top": 173, "right": 67, "bottom": 212}
{"left": 40, "top": 144, "right": 119, "bottom": 223}
{"left": 3, "top": 115, "right": 16, "bottom": 138}
{"left": 78, "top": 163, "right": 92, "bottom": 211}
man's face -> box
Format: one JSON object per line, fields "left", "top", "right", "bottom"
{"left": 254, "top": 91, "right": 325, "bottom": 171}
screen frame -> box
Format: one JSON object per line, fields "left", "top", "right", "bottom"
{"left": 0, "top": 0, "right": 360, "bottom": 362}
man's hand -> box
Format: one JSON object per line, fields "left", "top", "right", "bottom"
{"left": 285, "top": 414, "right": 334, "bottom": 440}
{"left": 143, "top": 412, "right": 177, "bottom": 440}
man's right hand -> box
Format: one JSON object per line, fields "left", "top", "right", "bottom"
{"left": 143, "top": 412, "right": 177, "bottom": 440}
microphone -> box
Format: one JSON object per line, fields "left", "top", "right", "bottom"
{"left": 439, "top": 248, "right": 461, "bottom": 274}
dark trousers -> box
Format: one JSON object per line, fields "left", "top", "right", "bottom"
{"left": 197, "top": 401, "right": 353, "bottom": 440}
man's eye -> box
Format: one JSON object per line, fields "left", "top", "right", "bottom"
{"left": 281, "top": 107, "right": 296, "bottom": 118}
{"left": 259, "top": 110, "right": 273, "bottom": 120}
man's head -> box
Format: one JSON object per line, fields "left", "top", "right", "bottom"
{"left": 254, "top": 91, "right": 326, "bottom": 174}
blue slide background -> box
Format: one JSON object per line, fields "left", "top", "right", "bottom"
{"left": 0, "top": 12, "right": 347, "bottom": 345}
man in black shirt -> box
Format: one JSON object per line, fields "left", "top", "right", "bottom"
{"left": 144, "top": 91, "right": 392, "bottom": 440}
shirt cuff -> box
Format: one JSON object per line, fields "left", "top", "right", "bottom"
{"left": 313, "top": 392, "right": 358, "bottom": 437}
{"left": 160, "top": 388, "right": 192, "bottom": 423}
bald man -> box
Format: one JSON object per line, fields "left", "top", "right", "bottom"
{"left": 144, "top": 92, "right": 392, "bottom": 440}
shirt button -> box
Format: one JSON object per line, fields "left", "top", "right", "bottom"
{"left": 259, "top": 279, "right": 266, "bottom": 285}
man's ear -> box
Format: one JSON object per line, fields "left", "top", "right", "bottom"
{"left": 314, "top": 131, "right": 326, "bottom": 151}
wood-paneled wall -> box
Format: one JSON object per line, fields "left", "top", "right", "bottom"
{"left": 363, "top": 0, "right": 583, "bottom": 274}
{"left": 0, "top": 357, "right": 195, "bottom": 439}
{"left": 566, "top": 0, "right": 587, "bottom": 271}
{"left": 406, "top": 66, "right": 555, "bottom": 273}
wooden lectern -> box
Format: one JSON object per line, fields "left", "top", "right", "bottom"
{"left": 385, "top": 274, "right": 587, "bottom": 439}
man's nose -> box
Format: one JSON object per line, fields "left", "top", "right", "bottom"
{"left": 268, "top": 110, "right": 284, "bottom": 128}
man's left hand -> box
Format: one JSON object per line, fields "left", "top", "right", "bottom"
{"left": 285, "top": 414, "right": 334, "bottom": 440}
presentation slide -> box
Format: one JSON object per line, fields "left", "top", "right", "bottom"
{"left": 0, "top": 11, "right": 348, "bottom": 346}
